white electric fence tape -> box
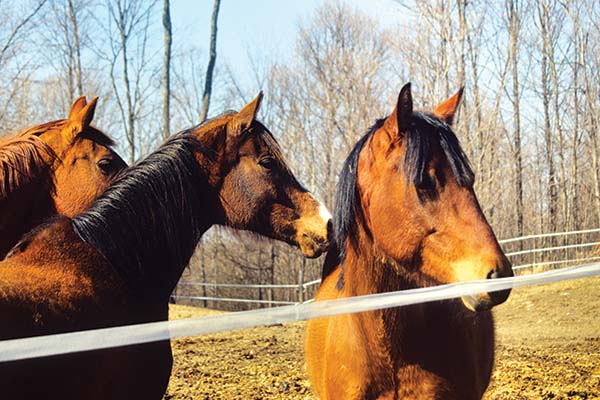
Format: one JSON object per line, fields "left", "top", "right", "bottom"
{"left": 1, "top": 262, "right": 599, "bottom": 363}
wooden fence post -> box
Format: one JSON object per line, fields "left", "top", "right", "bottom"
{"left": 298, "top": 264, "right": 305, "bottom": 304}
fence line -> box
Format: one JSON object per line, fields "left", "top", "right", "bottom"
{"left": 505, "top": 241, "right": 600, "bottom": 257}
{"left": 2, "top": 262, "right": 599, "bottom": 363}
{"left": 177, "top": 282, "right": 300, "bottom": 289}
{"left": 512, "top": 256, "right": 600, "bottom": 271}
{"left": 175, "top": 228, "right": 600, "bottom": 307}
{"left": 171, "top": 295, "right": 296, "bottom": 305}
{"left": 176, "top": 278, "right": 322, "bottom": 293}
{"left": 302, "top": 279, "right": 321, "bottom": 288}
{"left": 498, "top": 227, "right": 600, "bottom": 244}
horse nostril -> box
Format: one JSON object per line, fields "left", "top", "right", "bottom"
{"left": 487, "top": 269, "right": 499, "bottom": 280}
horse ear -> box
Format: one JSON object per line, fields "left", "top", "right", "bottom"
{"left": 384, "top": 83, "right": 413, "bottom": 136}
{"left": 433, "top": 87, "right": 464, "bottom": 125}
{"left": 77, "top": 96, "right": 98, "bottom": 128}
{"left": 69, "top": 97, "right": 98, "bottom": 128}
{"left": 65, "top": 96, "right": 98, "bottom": 141}
{"left": 68, "top": 96, "right": 88, "bottom": 120}
{"left": 229, "top": 91, "right": 263, "bottom": 135}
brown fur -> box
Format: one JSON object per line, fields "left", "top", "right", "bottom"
{"left": 0, "top": 97, "right": 126, "bottom": 259}
{"left": 0, "top": 93, "right": 331, "bottom": 400}
{"left": 305, "top": 85, "right": 513, "bottom": 399}
{"left": 0, "top": 133, "right": 55, "bottom": 198}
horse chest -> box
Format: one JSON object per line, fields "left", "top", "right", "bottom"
{"left": 322, "top": 304, "right": 488, "bottom": 399}
{"left": 387, "top": 307, "right": 494, "bottom": 399}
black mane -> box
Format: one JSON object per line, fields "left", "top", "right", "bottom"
{"left": 333, "top": 120, "right": 382, "bottom": 265}
{"left": 72, "top": 131, "right": 212, "bottom": 291}
{"left": 332, "top": 112, "right": 474, "bottom": 284}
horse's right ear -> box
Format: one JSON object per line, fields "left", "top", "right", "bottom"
{"left": 65, "top": 96, "right": 98, "bottom": 142}
{"left": 228, "top": 91, "right": 263, "bottom": 135}
{"left": 384, "top": 83, "right": 413, "bottom": 136}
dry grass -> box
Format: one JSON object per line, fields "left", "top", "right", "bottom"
{"left": 165, "top": 276, "right": 600, "bottom": 399}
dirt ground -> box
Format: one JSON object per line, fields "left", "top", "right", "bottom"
{"left": 164, "top": 276, "right": 600, "bottom": 400}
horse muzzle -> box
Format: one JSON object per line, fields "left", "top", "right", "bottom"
{"left": 294, "top": 201, "right": 332, "bottom": 258}
{"left": 461, "top": 288, "right": 511, "bottom": 312}
{"left": 298, "top": 230, "right": 331, "bottom": 258}
{"left": 455, "top": 257, "right": 514, "bottom": 312}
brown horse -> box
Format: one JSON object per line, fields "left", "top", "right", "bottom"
{"left": 0, "top": 96, "right": 127, "bottom": 258}
{"left": 305, "top": 84, "right": 513, "bottom": 400}
{"left": 0, "top": 93, "right": 331, "bottom": 400}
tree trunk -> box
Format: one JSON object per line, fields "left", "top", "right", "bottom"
{"left": 590, "top": 131, "right": 600, "bottom": 228}
{"left": 67, "top": 0, "right": 83, "bottom": 96}
{"left": 269, "top": 244, "right": 276, "bottom": 308}
{"left": 577, "top": 10, "right": 600, "bottom": 228}
{"left": 200, "top": 247, "right": 207, "bottom": 308}
{"left": 115, "top": 2, "right": 136, "bottom": 163}
{"left": 199, "top": 0, "right": 221, "bottom": 123}
{"left": 538, "top": 1, "right": 557, "bottom": 234}
{"left": 456, "top": 0, "right": 469, "bottom": 146}
{"left": 507, "top": 0, "right": 524, "bottom": 240}
{"left": 257, "top": 248, "right": 263, "bottom": 306}
{"left": 569, "top": 25, "right": 579, "bottom": 230}
{"left": 298, "top": 259, "right": 306, "bottom": 304}
{"left": 161, "top": 0, "right": 172, "bottom": 139}
{"left": 544, "top": 3, "right": 566, "bottom": 233}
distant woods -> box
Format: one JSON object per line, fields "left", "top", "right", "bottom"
{"left": 1, "top": 1, "right": 598, "bottom": 310}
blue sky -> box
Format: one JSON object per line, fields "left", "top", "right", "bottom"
{"left": 170, "top": 0, "right": 408, "bottom": 84}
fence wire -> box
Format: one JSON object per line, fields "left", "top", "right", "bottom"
{"left": 175, "top": 228, "right": 600, "bottom": 307}
{"left": 1, "top": 262, "right": 599, "bottom": 363}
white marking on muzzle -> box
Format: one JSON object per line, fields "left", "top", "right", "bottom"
{"left": 318, "top": 201, "right": 333, "bottom": 224}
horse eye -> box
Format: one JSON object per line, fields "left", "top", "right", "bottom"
{"left": 258, "top": 157, "right": 276, "bottom": 170}
{"left": 97, "top": 159, "right": 114, "bottom": 175}
{"left": 418, "top": 170, "right": 437, "bottom": 191}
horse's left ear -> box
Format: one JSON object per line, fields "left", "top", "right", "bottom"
{"left": 384, "top": 83, "right": 413, "bottom": 136}
{"left": 229, "top": 91, "right": 263, "bottom": 135}
{"left": 433, "top": 87, "right": 464, "bottom": 125}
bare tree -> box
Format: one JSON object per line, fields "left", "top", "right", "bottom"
{"left": 506, "top": 0, "right": 525, "bottom": 239}
{"left": 199, "top": 0, "right": 221, "bottom": 123}
{"left": 577, "top": 2, "right": 600, "bottom": 227}
{"left": 0, "top": 1, "right": 47, "bottom": 131}
{"left": 0, "top": 1, "right": 47, "bottom": 66}
{"left": 67, "top": 0, "right": 84, "bottom": 96}
{"left": 171, "top": 48, "right": 206, "bottom": 127}
{"left": 537, "top": 0, "right": 558, "bottom": 233}
{"left": 103, "top": 0, "right": 157, "bottom": 162}
{"left": 161, "top": 0, "right": 172, "bottom": 139}
{"left": 40, "top": 0, "right": 91, "bottom": 114}
{"left": 563, "top": 1, "right": 582, "bottom": 230}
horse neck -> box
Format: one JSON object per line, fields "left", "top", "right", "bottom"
{"left": 342, "top": 226, "right": 476, "bottom": 369}
{"left": 0, "top": 196, "right": 55, "bottom": 259}
{"left": 72, "top": 135, "right": 215, "bottom": 302}
{"left": 342, "top": 223, "right": 417, "bottom": 297}
{"left": 0, "top": 172, "right": 55, "bottom": 259}
{"left": 343, "top": 225, "right": 478, "bottom": 375}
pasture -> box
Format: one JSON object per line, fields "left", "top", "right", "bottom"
{"left": 165, "top": 275, "right": 600, "bottom": 399}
